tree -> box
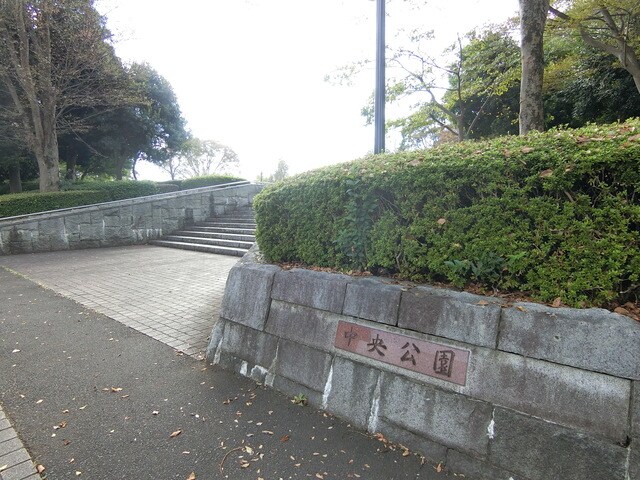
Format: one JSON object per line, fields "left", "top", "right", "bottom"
{"left": 549, "top": 0, "right": 640, "bottom": 93}
{"left": 519, "top": 0, "right": 551, "bottom": 134}
{"left": 270, "top": 159, "right": 289, "bottom": 182}
{"left": 56, "top": 63, "right": 188, "bottom": 181}
{"left": 126, "top": 63, "right": 188, "bottom": 179}
{"left": 362, "top": 29, "right": 521, "bottom": 148}
{"left": 168, "top": 138, "right": 239, "bottom": 179}
{"left": 0, "top": 0, "right": 128, "bottom": 191}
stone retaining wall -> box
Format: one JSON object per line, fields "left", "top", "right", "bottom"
{"left": 206, "top": 249, "right": 639, "bottom": 480}
{"left": 0, "top": 182, "right": 263, "bottom": 255}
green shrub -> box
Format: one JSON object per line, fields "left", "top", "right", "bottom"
{"left": 65, "top": 180, "right": 159, "bottom": 200}
{"left": 156, "top": 183, "right": 181, "bottom": 194}
{"left": 0, "top": 190, "right": 111, "bottom": 217}
{"left": 254, "top": 120, "right": 640, "bottom": 308}
{"left": 0, "top": 180, "right": 40, "bottom": 195}
{"left": 180, "top": 175, "right": 245, "bottom": 189}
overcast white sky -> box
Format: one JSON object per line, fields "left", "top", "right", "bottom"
{"left": 94, "top": 0, "right": 519, "bottom": 181}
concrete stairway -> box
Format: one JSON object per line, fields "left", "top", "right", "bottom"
{"left": 150, "top": 206, "right": 256, "bottom": 256}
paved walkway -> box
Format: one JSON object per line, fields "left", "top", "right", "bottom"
{"left": 0, "top": 246, "right": 238, "bottom": 357}
{"left": 0, "top": 246, "right": 451, "bottom": 479}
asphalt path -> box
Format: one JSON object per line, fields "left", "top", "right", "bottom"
{"left": 0, "top": 268, "right": 452, "bottom": 479}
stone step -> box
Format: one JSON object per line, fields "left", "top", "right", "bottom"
{"left": 149, "top": 240, "right": 248, "bottom": 256}
{"left": 162, "top": 235, "right": 254, "bottom": 249}
{"left": 172, "top": 230, "right": 256, "bottom": 242}
{"left": 198, "top": 222, "right": 256, "bottom": 228}
{"left": 186, "top": 226, "right": 256, "bottom": 235}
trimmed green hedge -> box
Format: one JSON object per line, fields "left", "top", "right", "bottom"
{"left": 0, "top": 190, "right": 111, "bottom": 217}
{"left": 65, "top": 180, "right": 159, "bottom": 200}
{"left": 0, "top": 180, "right": 40, "bottom": 195}
{"left": 254, "top": 120, "right": 640, "bottom": 308}
{"left": 180, "top": 175, "right": 245, "bottom": 189}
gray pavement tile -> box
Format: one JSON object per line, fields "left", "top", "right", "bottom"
{"left": 0, "top": 448, "right": 30, "bottom": 470}
{"left": 0, "top": 438, "right": 22, "bottom": 457}
{"left": 0, "top": 460, "right": 37, "bottom": 480}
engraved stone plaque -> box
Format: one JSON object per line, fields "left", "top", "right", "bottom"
{"left": 334, "top": 321, "right": 470, "bottom": 386}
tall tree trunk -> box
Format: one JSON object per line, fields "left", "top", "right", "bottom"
{"left": 8, "top": 160, "right": 22, "bottom": 193}
{"left": 519, "top": 0, "right": 549, "bottom": 134}
{"left": 36, "top": 111, "right": 60, "bottom": 191}
{"left": 65, "top": 152, "right": 78, "bottom": 180}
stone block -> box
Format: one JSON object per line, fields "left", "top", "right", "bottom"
{"left": 499, "top": 303, "right": 640, "bottom": 380}
{"left": 633, "top": 381, "right": 639, "bottom": 438}
{"left": 489, "top": 408, "right": 628, "bottom": 480}
{"left": 265, "top": 300, "right": 342, "bottom": 352}
{"left": 220, "top": 322, "right": 278, "bottom": 368}
{"left": 206, "top": 318, "right": 226, "bottom": 362}
{"left": 445, "top": 449, "right": 525, "bottom": 480}
{"left": 325, "top": 357, "right": 379, "bottom": 430}
{"left": 47, "top": 233, "right": 69, "bottom": 250}
{"left": 374, "top": 417, "right": 448, "bottom": 464}
{"left": 271, "top": 268, "right": 349, "bottom": 314}
{"left": 343, "top": 278, "right": 402, "bottom": 325}
{"left": 378, "top": 373, "right": 492, "bottom": 457}
{"left": 398, "top": 286, "right": 502, "bottom": 348}
{"left": 271, "top": 375, "right": 323, "bottom": 408}
{"left": 467, "top": 348, "right": 630, "bottom": 442}
{"left": 37, "top": 217, "right": 64, "bottom": 236}
{"left": 629, "top": 442, "right": 639, "bottom": 480}
{"left": 91, "top": 209, "right": 117, "bottom": 223}
{"left": 78, "top": 223, "right": 103, "bottom": 240}
{"left": 102, "top": 214, "right": 124, "bottom": 228}
{"left": 220, "top": 263, "right": 280, "bottom": 330}
{"left": 274, "top": 339, "right": 332, "bottom": 392}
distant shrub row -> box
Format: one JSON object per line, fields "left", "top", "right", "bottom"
{"left": 0, "top": 180, "right": 40, "bottom": 195}
{"left": 0, "top": 190, "right": 111, "bottom": 217}
{"left": 254, "top": 120, "right": 640, "bottom": 308}
{"left": 0, "top": 176, "right": 245, "bottom": 217}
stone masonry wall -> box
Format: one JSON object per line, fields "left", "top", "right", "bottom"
{"left": 0, "top": 182, "right": 263, "bottom": 255}
{"left": 207, "top": 249, "right": 639, "bottom": 480}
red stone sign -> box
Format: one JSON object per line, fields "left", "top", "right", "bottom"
{"left": 334, "top": 321, "right": 470, "bottom": 386}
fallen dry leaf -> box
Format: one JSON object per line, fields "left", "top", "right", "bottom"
{"left": 521, "top": 147, "right": 534, "bottom": 153}
{"left": 261, "top": 430, "right": 274, "bottom": 435}
{"left": 516, "top": 306, "right": 527, "bottom": 312}
{"left": 551, "top": 297, "right": 562, "bottom": 308}
{"left": 539, "top": 169, "right": 553, "bottom": 178}
{"left": 170, "top": 429, "right": 183, "bottom": 438}
{"left": 36, "top": 465, "right": 46, "bottom": 474}
{"left": 436, "top": 463, "right": 443, "bottom": 473}
{"left": 110, "top": 387, "right": 123, "bottom": 393}
{"left": 315, "top": 474, "right": 324, "bottom": 479}
{"left": 280, "top": 434, "right": 290, "bottom": 442}
{"left": 36, "top": 399, "right": 43, "bottom": 404}
{"left": 477, "top": 300, "right": 489, "bottom": 306}
{"left": 75, "top": 471, "right": 82, "bottom": 476}
{"left": 437, "top": 218, "right": 447, "bottom": 225}
{"left": 186, "top": 473, "right": 196, "bottom": 480}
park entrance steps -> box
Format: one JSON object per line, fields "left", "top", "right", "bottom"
{"left": 149, "top": 206, "right": 256, "bottom": 256}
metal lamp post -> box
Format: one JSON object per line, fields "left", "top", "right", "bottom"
{"left": 374, "top": 0, "right": 385, "bottom": 154}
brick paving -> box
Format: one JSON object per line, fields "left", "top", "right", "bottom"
{"left": 0, "top": 245, "right": 238, "bottom": 358}
{"left": 0, "top": 407, "right": 39, "bottom": 480}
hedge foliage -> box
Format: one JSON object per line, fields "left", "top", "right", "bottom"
{"left": 254, "top": 120, "right": 640, "bottom": 308}
{"left": 64, "top": 180, "right": 159, "bottom": 200}
{"left": 0, "top": 180, "right": 40, "bottom": 195}
{"left": 180, "top": 174, "right": 245, "bottom": 189}
{"left": 0, "top": 190, "right": 110, "bottom": 217}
